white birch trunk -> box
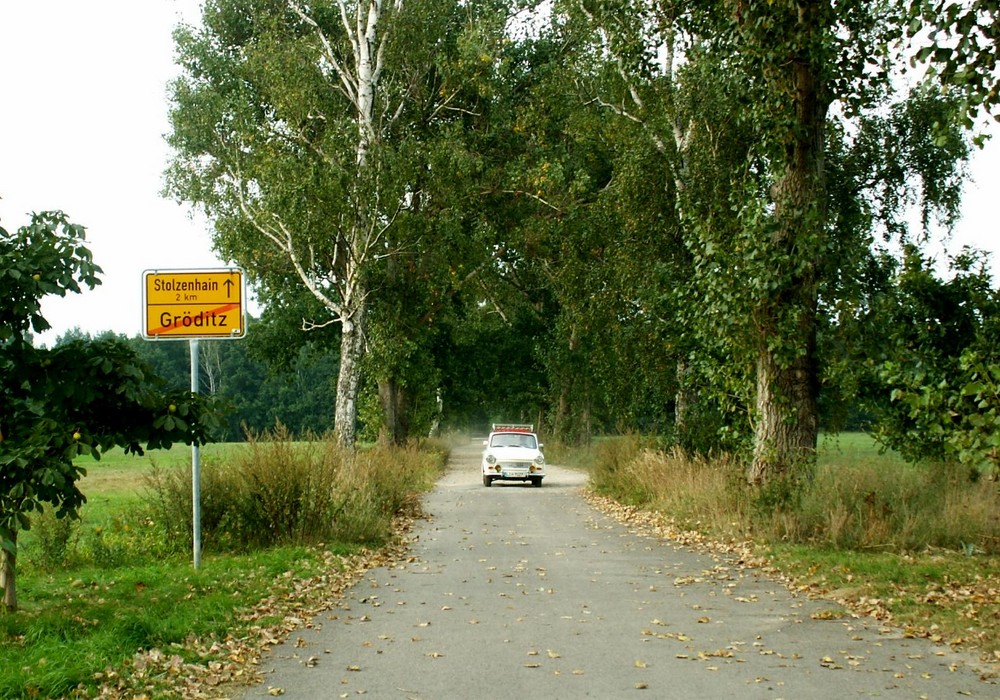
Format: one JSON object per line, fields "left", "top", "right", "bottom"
{"left": 287, "top": 0, "right": 404, "bottom": 447}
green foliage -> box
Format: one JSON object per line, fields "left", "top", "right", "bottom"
{"left": 0, "top": 211, "right": 101, "bottom": 342}
{"left": 27, "top": 506, "right": 80, "bottom": 570}
{"left": 162, "top": 1, "right": 987, "bottom": 469}
{"left": 854, "top": 247, "right": 1000, "bottom": 469}
{"left": 907, "top": 0, "right": 1000, "bottom": 131}
{"left": 587, "top": 433, "right": 660, "bottom": 505}
{"left": 1, "top": 210, "right": 222, "bottom": 611}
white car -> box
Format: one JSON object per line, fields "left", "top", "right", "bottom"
{"left": 482, "top": 423, "right": 545, "bottom": 487}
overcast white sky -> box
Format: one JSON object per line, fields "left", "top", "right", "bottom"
{"left": 0, "top": 0, "right": 227, "bottom": 347}
{"left": 1, "top": 1, "right": 998, "bottom": 348}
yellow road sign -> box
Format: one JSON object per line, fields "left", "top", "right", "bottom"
{"left": 143, "top": 269, "right": 246, "bottom": 339}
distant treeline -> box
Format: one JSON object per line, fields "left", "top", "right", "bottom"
{"left": 48, "top": 321, "right": 337, "bottom": 442}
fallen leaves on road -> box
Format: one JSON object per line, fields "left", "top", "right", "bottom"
{"left": 583, "top": 488, "right": 1000, "bottom": 677}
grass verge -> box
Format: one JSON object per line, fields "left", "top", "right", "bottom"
{"left": 2, "top": 436, "right": 447, "bottom": 699}
{"left": 580, "top": 432, "right": 1000, "bottom": 667}
{"left": 1, "top": 546, "right": 330, "bottom": 698}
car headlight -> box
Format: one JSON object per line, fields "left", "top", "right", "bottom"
{"left": 534, "top": 455, "right": 544, "bottom": 466}
{"left": 485, "top": 454, "right": 496, "bottom": 465}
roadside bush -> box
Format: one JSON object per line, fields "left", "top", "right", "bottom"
{"left": 82, "top": 511, "right": 181, "bottom": 566}
{"left": 593, "top": 442, "right": 750, "bottom": 538}
{"left": 787, "top": 459, "right": 1000, "bottom": 553}
{"left": 330, "top": 442, "right": 444, "bottom": 544}
{"left": 142, "top": 427, "right": 447, "bottom": 553}
{"left": 24, "top": 501, "right": 182, "bottom": 571}
{"left": 588, "top": 433, "right": 651, "bottom": 504}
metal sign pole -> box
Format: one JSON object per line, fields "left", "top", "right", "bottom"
{"left": 190, "top": 338, "right": 202, "bottom": 569}
{"left": 141, "top": 267, "right": 246, "bottom": 568}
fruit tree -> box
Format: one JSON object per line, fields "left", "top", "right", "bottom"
{"left": 0, "top": 211, "right": 219, "bottom": 612}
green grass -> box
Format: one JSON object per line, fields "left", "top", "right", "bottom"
{"left": 817, "top": 431, "right": 909, "bottom": 468}
{"left": 1, "top": 546, "right": 337, "bottom": 698}
{"left": 17, "top": 444, "right": 239, "bottom": 562}
{"left": 764, "top": 543, "right": 1000, "bottom": 651}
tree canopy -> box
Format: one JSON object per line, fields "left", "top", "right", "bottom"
{"left": 160, "top": 0, "right": 992, "bottom": 477}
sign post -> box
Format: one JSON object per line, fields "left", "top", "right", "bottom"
{"left": 142, "top": 269, "right": 246, "bottom": 568}
{"left": 190, "top": 338, "right": 202, "bottom": 569}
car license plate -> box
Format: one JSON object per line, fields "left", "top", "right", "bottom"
{"left": 504, "top": 468, "right": 528, "bottom": 478}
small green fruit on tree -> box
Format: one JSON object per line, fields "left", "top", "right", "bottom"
{"left": 0, "top": 211, "right": 221, "bottom": 613}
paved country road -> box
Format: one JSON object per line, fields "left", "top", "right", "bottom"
{"left": 242, "top": 440, "right": 999, "bottom": 699}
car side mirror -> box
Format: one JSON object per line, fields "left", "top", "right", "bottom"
{"left": 538, "top": 442, "right": 544, "bottom": 448}
{"left": 483, "top": 440, "right": 488, "bottom": 446}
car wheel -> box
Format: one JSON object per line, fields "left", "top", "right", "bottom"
{"left": 483, "top": 475, "right": 493, "bottom": 487}
{"left": 531, "top": 477, "right": 542, "bottom": 487}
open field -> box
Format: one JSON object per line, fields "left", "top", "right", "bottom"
{"left": 72, "top": 444, "right": 239, "bottom": 528}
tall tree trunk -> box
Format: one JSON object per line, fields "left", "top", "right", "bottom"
{"left": 746, "top": 1, "right": 826, "bottom": 485}
{"left": 335, "top": 299, "right": 367, "bottom": 448}
{"left": 0, "top": 525, "right": 17, "bottom": 613}
{"left": 378, "top": 376, "right": 409, "bottom": 445}
{"left": 552, "top": 326, "right": 583, "bottom": 444}
{"left": 674, "top": 359, "right": 692, "bottom": 435}
{"left": 749, "top": 331, "right": 818, "bottom": 483}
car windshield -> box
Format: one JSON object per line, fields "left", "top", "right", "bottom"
{"left": 491, "top": 433, "right": 536, "bottom": 449}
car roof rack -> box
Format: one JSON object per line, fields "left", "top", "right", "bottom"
{"left": 491, "top": 423, "right": 534, "bottom": 433}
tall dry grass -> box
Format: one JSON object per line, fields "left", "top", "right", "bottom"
{"left": 143, "top": 426, "right": 447, "bottom": 553}
{"left": 589, "top": 436, "right": 1000, "bottom": 554}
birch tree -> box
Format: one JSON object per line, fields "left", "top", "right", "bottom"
{"left": 168, "top": 0, "right": 409, "bottom": 447}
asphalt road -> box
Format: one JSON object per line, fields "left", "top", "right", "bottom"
{"left": 242, "top": 439, "right": 999, "bottom": 699}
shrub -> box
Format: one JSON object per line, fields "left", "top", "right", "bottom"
{"left": 142, "top": 427, "right": 447, "bottom": 553}
{"left": 82, "top": 511, "right": 181, "bottom": 567}
{"left": 26, "top": 506, "right": 81, "bottom": 569}
{"left": 588, "top": 433, "right": 650, "bottom": 503}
